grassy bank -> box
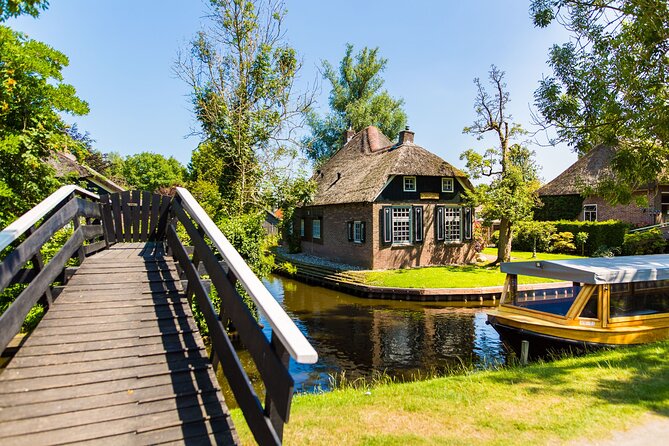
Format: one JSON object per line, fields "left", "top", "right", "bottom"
{"left": 230, "top": 341, "right": 669, "bottom": 445}
{"left": 360, "top": 250, "right": 584, "bottom": 288}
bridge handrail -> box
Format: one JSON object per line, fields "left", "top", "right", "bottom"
{"left": 0, "top": 185, "right": 99, "bottom": 253}
{"left": 175, "top": 187, "right": 317, "bottom": 364}
{"left": 628, "top": 222, "right": 669, "bottom": 233}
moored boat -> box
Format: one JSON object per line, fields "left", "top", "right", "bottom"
{"left": 487, "top": 254, "right": 669, "bottom": 351}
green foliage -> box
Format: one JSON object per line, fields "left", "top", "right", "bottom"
{"left": 512, "top": 220, "right": 556, "bottom": 254}
{"left": 575, "top": 232, "right": 589, "bottom": 256}
{"left": 531, "top": 0, "right": 669, "bottom": 203}
{"left": 218, "top": 211, "right": 274, "bottom": 279}
{"left": 534, "top": 195, "right": 584, "bottom": 221}
{"left": 176, "top": 0, "right": 311, "bottom": 214}
{"left": 622, "top": 228, "right": 666, "bottom": 255}
{"left": 591, "top": 245, "right": 621, "bottom": 258}
{"left": 0, "top": 25, "right": 89, "bottom": 227}
{"left": 117, "top": 152, "right": 186, "bottom": 192}
{"left": 548, "top": 231, "right": 576, "bottom": 254}
{"left": 0, "top": 0, "right": 48, "bottom": 21}
{"left": 553, "top": 220, "right": 629, "bottom": 256}
{"left": 303, "top": 43, "right": 407, "bottom": 164}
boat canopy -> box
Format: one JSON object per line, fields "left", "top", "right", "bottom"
{"left": 500, "top": 254, "right": 669, "bottom": 285}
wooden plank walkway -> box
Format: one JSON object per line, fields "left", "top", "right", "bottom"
{"left": 0, "top": 243, "right": 239, "bottom": 446}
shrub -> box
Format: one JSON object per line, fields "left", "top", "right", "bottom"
{"left": 490, "top": 230, "right": 499, "bottom": 246}
{"left": 622, "top": 228, "right": 666, "bottom": 255}
{"left": 575, "top": 232, "right": 589, "bottom": 256}
{"left": 553, "top": 220, "right": 629, "bottom": 256}
{"left": 592, "top": 245, "right": 621, "bottom": 258}
{"left": 512, "top": 221, "right": 556, "bottom": 253}
{"left": 549, "top": 231, "right": 576, "bottom": 253}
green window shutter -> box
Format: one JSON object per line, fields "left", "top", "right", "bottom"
{"left": 435, "top": 205, "right": 445, "bottom": 241}
{"left": 347, "top": 221, "right": 353, "bottom": 241}
{"left": 382, "top": 207, "right": 392, "bottom": 244}
{"left": 463, "top": 207, "right": 472, "bottom": 240}
{"left": 413, "top": 206, "right": 424, "bottom": 243}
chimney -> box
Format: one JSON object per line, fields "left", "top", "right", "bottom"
{"left": 345, "top": 127, "right": 355, "bottom": 143}
{"left": 398, "top": 126, "right": 414, "bottom": 144}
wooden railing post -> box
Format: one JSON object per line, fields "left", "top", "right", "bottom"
{"left": 265, "top": 332, "right": 291, "bottom": 442}
{"left": 25, "top": 225, "right": 53, "bottom": 308}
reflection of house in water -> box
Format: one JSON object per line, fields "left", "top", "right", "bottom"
{"left": 277, "top": 275, "right": 478, "bottom": 378}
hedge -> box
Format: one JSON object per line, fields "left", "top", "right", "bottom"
{"left": 534, "top": 195, "right": 584, "bottom": 221}
{"left": 553, "top": 220, "right": 629, "bottom": 256}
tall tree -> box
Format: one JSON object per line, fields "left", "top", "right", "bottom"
{"left": 531, "top": 0, "right": 669, "bottom": 204}
{"left": 460, "top": 66, "right": 541, "bottom": 264}
{"left": 304, "top": 44, "right": 407, "bottom": 164}
{"left": 0, "top": 25, "right": 89, "bottom": 227}
{"left": 175, "top": 0, "right": 312, "bottom": 215}
{"left": 119, "top": 152, "right": 186, "bottom": 193}
{"left": 0, "top": 0, "right": 48, "bottom": 21}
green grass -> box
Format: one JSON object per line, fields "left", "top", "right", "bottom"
{"left": 231, "top": 341, "right": 669, "bottom": 445}
{"left": 358, "top": 250, "right": 584, "bottom": 289}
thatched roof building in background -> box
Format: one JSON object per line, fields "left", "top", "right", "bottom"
{"left": 310, "top": 126, "right": 472, "bottom": 205}
{"left": 47, "top": 151, "right": 125, "bottom": 194}
{"left": 537, "top": 145, "right": 615, "bottom": 196}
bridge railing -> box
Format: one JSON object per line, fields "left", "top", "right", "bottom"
{"left": 0, "top": 185, "right": 103, "bottom": 353}
{"left": 167, "top": 187, "right": 318, "bottom": 445}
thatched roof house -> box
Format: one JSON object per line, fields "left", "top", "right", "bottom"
{"left": 537, "top": 145, "right": 615, "bottom": 196}
{"left": 294, "top": 126, "right": 477, "bottom": 270}
{"left": 47, "top": 152, "right": 125, "bottom": 195}
{"left": 311, "top": 126, "right": 472, "bottom": 205}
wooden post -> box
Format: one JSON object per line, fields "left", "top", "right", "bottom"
{"left": 26, "top": 225, "right": 53, "bottom": 307}
{"left": 265, "top": 332, "right": 290, "bottom": 442}
{"left": 520, "top": 340, "right": 529, "bottom": 366}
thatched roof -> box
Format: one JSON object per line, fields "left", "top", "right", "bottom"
{"left": 310, "top": 126, "right": 471, "bottom": 206}
{"left": 537, "top": 144, "right": 616, "bottom": 196}
{"left": 47, "top": 152, "right": 125, "bottom": 193}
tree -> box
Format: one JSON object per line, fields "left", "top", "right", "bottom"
{"left": 0, "top": 25, "right": 89, "bottom": 227}
{"left": 303, "top": 44, "right": 407, "bottom": 164}
{"left": 0, "top": 0, "right": 48, "bottom": 21}
{"left": 175, "top": 0, "right": 313, "bottom": 215}
{"left": 119, "top": 152, "right": 186, "bottom": 193}
{"left": 460, "top": 66, "right": 541, "bottom": 264}
{"left": 531, "top": 0, "right": 669, "bottom": 204}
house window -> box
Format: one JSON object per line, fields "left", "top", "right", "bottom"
{"left": 392, "top": 207, "right": 411, "bottom": 245}
{"left": 441, "top": 177, "right": 454, "bottom": 193}
{"left": 353, "top": 221, "right": 364, "bottom": 243}
{"left": 300, "top": 219, "right": 305, "bottom": 237}
{"left": 583, "top": 204, "right": 597, "bottom": 222}
{"left": 403, "top": 176, "right": 416, "bottom": 192}
{"left": 312, "top": 219, "right": 321, "bottom": 239}
{"left": 444, "top": 206, "right": 461, "bottom": 242}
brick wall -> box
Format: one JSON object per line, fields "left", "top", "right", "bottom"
{"left": 297, "top": 203, "right": 374, "bottom": 268}
{"left": 371, "top": 203, "right": 476, "bottom": 270}
{"left": 583, "top": 191, "right": 658, "bottom": 227}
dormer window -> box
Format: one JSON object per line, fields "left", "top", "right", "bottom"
{"left": 442, "top": 177, "right": 454, "bottom": 193}
{"left": 403, "top": 176, "right": 416, "bottom": 192}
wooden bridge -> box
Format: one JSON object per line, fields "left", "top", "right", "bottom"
{"left": 0, "top": 186, "right": 318, "bottom": 445}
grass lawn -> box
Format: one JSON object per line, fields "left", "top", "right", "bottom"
{"left": 231, "top": 341, "right": 669, "bottom": 445}
{"left": 359, "top": 250, "right": 584, "bottom": 289}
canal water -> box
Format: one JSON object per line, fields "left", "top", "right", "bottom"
{"left": 258, "top": 274, "right": 507, "bottom": 393}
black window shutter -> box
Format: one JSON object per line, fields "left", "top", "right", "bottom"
{"left": 382, "top": 207, "right": 392, "bottom": 244}
{"left": 464, "top": 207, "right": 472, "bottom": 240}
{"left": 413, "top": 206, "right": 423, "bottom": 243}
{"left": 361, "top": 222, "right": 366, "bottom": 243}
{"left": 347, "top": 221, "right": 353, "bottom": 242}
{"left": 435, "top": 206, "right": 445, "bottom": 241}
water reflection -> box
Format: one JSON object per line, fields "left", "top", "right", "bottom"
{"left": 261, "top": 275, "right": 507, "bottom": 393}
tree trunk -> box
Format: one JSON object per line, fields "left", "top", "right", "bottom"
{"left": 495, "top": 218, "right": 513, "bottom": 265}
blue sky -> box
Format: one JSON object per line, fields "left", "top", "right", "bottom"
{"left": 8, "top": 0, "right": 578, "bottom": 182}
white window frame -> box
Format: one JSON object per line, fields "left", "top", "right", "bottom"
{"left": 312, "top": 218, "right": 321, "bottom": 239}
{"left": 441, "top": 177, "right": 454, "bottom": 193}
{"left": 300, "top": 218, "right": 305, "bottom": 237}
{"left": 443, "top": 206, "right": 462, "bottom": 243}
{"left": 403, "top": 176, "right": 416, "bottom": 192}
{"left": 353, "top": 221, "right": 363, "bottom": 243}
{"left": 583, "top": 204, "right": 597, "bottom": 222}
{"left": 392, "top": 206, "right": 412, "bottom": 245}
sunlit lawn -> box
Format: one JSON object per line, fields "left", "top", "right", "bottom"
{"left": 359, "top": 249, "right": 584, "bottom": 288}
{"left": 231, "top": 340, "right": 669, "bottom": 445}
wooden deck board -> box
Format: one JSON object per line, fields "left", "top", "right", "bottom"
{"left": 0, "top": 243, "right": 238, "bottom": 445}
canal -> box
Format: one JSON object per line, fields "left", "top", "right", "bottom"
{"left": 257, "top": 274, "right": 507, "bottom": 393}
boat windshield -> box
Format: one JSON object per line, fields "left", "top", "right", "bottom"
{"left": 508, "top": 283, "right": 582, "bottom": 317}
{"left": 611, "top": 280, "right": 669, "bottom": 318}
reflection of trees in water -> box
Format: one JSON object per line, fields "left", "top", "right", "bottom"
{"left": 271, "top": 275, "right": 502, "bottom": 382}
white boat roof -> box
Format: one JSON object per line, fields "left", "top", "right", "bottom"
{"left": 501, "top": 254, "right": 669, "bottom": 285}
